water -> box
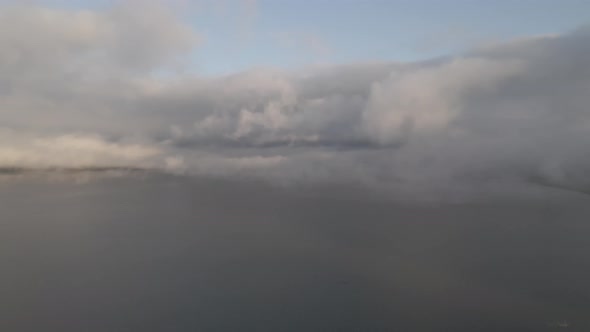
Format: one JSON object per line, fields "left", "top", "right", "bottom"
{"left": 1, "top": 174, "right": 589, "bottom": 331}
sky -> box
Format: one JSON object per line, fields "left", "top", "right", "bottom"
{"left": 13, "top": 0, "right": 590, "bottom": 74}
{"left": 0, "top": 0, "right": 590, "bottom": 200}
{"left": 190, "top": 0, "right": 590, "bottom": 74}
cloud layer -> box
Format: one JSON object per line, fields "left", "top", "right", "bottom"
{"left": 2, "top": 3, "right": 590, "bottom": 199}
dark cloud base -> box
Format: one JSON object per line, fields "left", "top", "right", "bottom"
{"left": 1, "top": 174, "right": 589, "bottom": 331}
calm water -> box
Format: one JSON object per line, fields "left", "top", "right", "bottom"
{"left": 1, "top": 174, "right": 589, "bottom": 331}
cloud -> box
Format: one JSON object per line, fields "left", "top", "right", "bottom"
{"left": 1, "top": 2, "right": 590, "bottom": 199}
{"left": 0, "top": 2, "right": 198, "bottom": 76}
{"left": 0, "top": 131, "right": 161, "bottom": 169}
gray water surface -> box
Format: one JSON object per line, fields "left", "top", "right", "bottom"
{"left": 1, "top": 174, "right": 589, "bottom": 331}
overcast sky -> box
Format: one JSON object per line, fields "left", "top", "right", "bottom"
{"left": 0, "top": 0, "right": 589, "bottom": 200}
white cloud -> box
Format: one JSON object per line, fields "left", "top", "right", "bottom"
{"left": 0, "top": 132, "right": 160, "bottom": 168}
{"left": 2, "top": 2, "right": 590, "bottom": 199}
{"left": 362, "top": 57, "right": 525, "bottom": 144}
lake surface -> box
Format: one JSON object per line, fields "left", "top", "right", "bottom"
{"left": 1, "top": 174, "right": 589, "bottom": 331}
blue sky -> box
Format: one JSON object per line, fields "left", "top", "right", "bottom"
{"left": 20, "top": 0, "right": 590, "bottom": 74}
{"left": 186, "top": 0, "right": 590, "bottom": 74}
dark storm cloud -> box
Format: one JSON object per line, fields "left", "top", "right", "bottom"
{"left": 1, "top": 1, "right": 589, "bottom": 199}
